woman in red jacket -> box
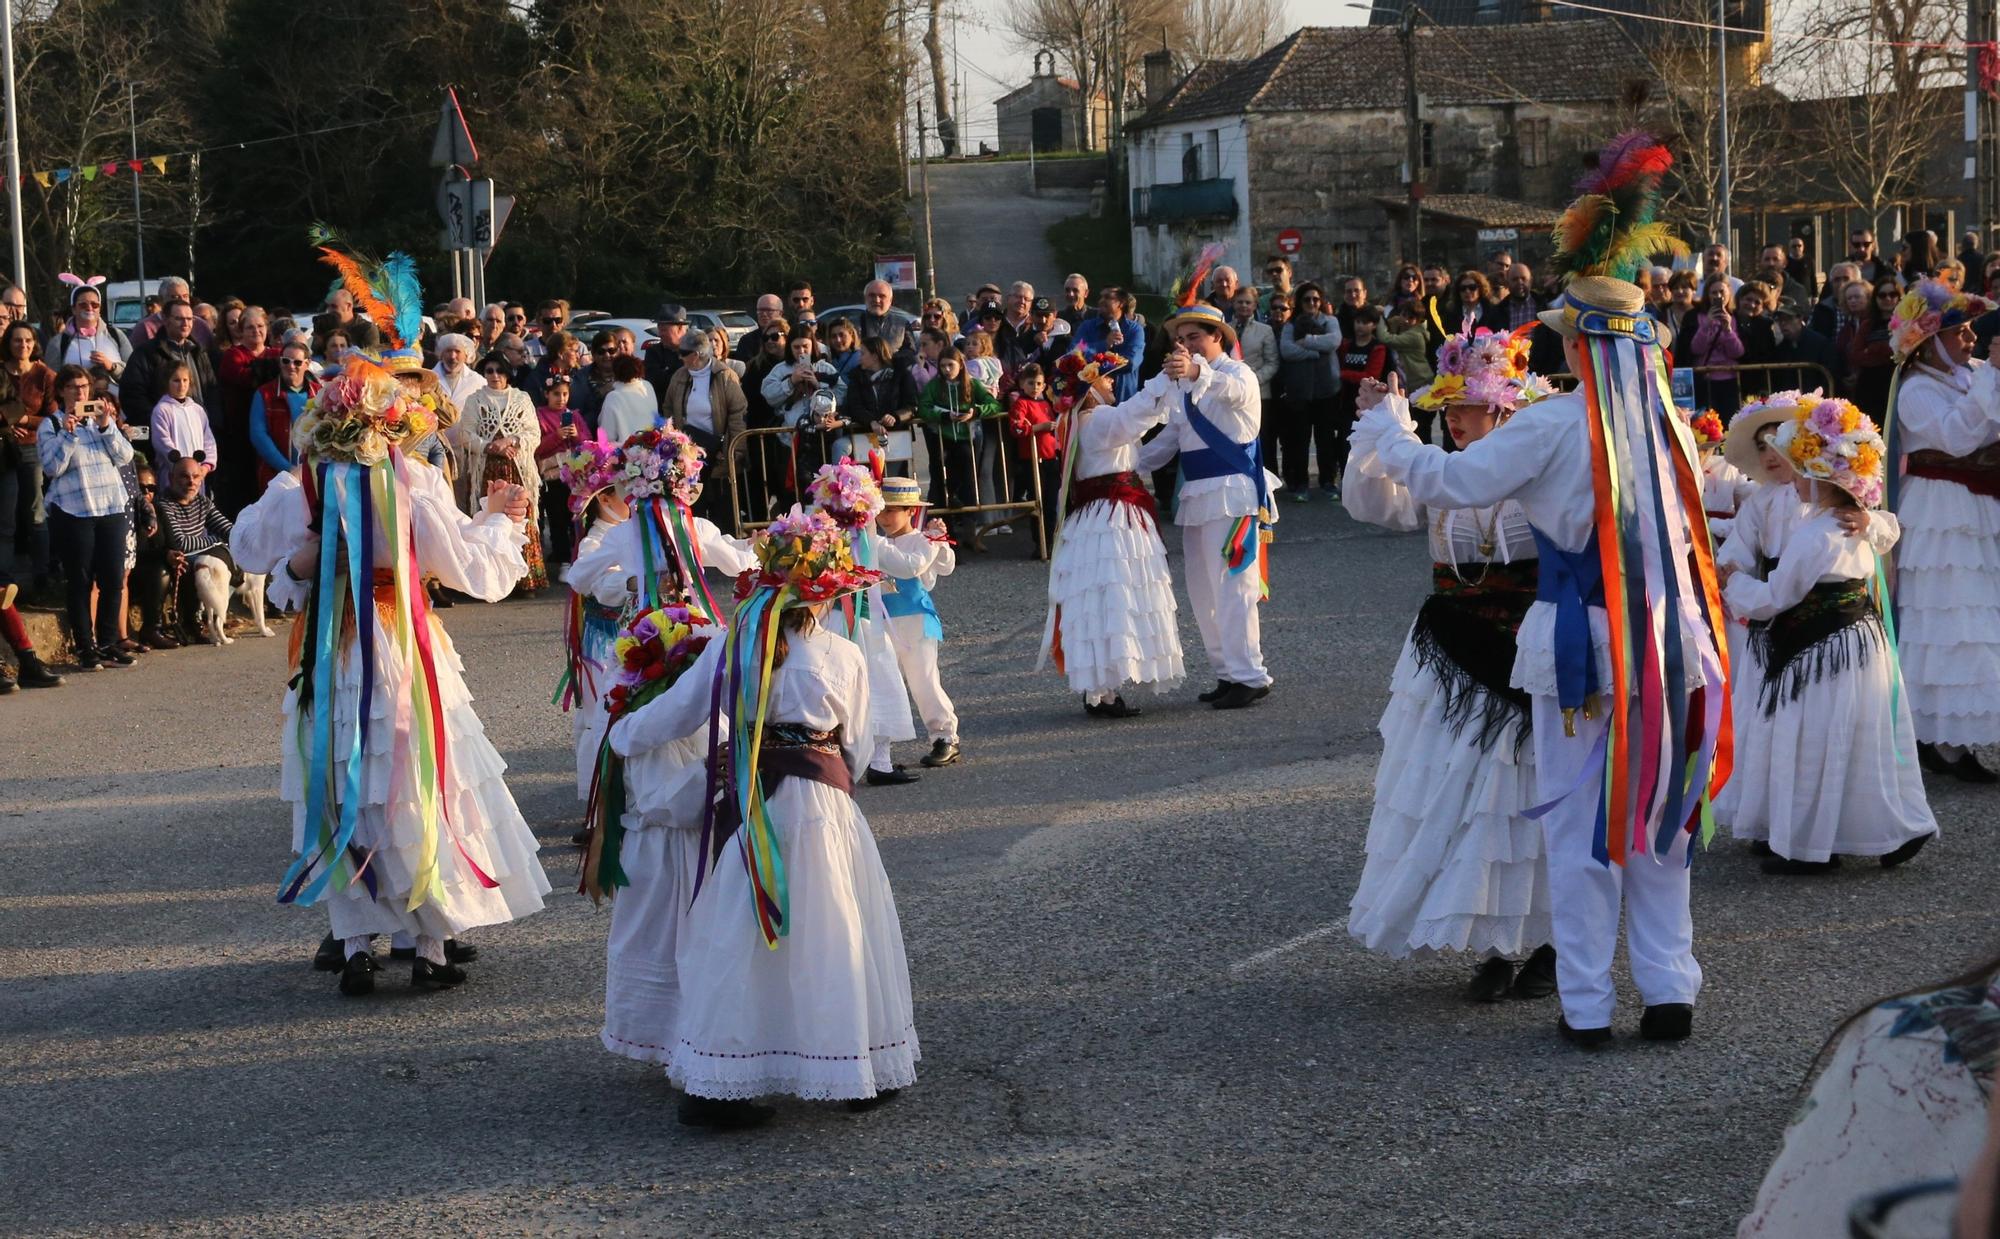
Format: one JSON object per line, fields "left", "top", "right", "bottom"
{"left": 215, "top": 306, "right": 279, "bottom": 514}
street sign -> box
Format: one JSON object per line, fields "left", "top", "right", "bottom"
{"left": 1275, "top": 228, "right": 1302, "bottom": 256}
{"left": 1478, "top": 227, "right": 1520, "bottom": 242}
{"left": 873, "top": 253, "right": 918, "bottom": 290}
{"left": 430, "top": 88, "right": 478, "bottom": 169}
{"left": 438, "top": 177, "right": 472, "bottom": 249}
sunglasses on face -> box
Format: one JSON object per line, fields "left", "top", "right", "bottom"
{"left": 140, "top": 484, "right": 155, "bottom": 493}
{"left": 541, "top": 317, "right": 560, "bottom": 327}
{"left": 279, "top": 358, "right": 305, "bottom": 366}
{"left": 1458, "top": 284, "right": 1480, "bottom": 293}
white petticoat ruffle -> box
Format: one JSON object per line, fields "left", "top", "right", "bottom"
{"left": 1893, "top": 476, "right": 2000, "bottom": 745}
{"left": 1348, "top": 636, "right": 1551, "bottom": 959}
{"left": 1041, "top": 498, "right": 1186, "bottom": 702}
{"left": 602, "top": 825, "right": 703, "bottom": 1063}
{"left": 667, "top": 779, "right": 917, "bottom": 1101}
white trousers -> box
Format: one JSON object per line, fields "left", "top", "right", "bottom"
{"left": 1531, "top": 696, "right": 1702, "bottom": 1028}
{"left": 887, "top": 615, "right": 958, "bottom": 743}
{"left": 1181, "top": 519, "right": 1269, "bottom": 688}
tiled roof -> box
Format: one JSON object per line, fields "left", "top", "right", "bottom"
{"left": 1128, "top": 20, "right": 1646, "bottom": 130}
{"left": 1365, "top": 0, "right": 1767, "bottom": 48}
{"left": 1372, "top": 193, "right": 1564, "bottom": 227}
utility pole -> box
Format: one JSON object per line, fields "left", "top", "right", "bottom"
{"left": 0, "top": 0, "right": 23, "bottom": 290}
{"left": 917, "top": 100, "right": 937, "bottom": 302}
{"left": 1402, "top": 5, "right": 1423, "bottom": 265}
{"left": 1971, "top": 0, "right": 1999, "bottom": 241}
{"left": 127, "top": 80, "right": 145, "bottom": 286}
{"left": 1716, "top": 0, "right": 1732, "bottom": 252}
{"left": 898, "top": 0, "right": 912, "bottom": 196}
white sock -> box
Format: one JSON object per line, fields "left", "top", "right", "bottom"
{"left": 870, "top": 740, "right": 894, "bottom": 773}
{"left": 343, "top": 935, "right": 372, "bottom": 960}
{"left": 415, "top": 935, "right": 447, "bottom": 965}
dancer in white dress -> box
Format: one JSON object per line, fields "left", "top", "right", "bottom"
{"left": 1037, "top": 353, "right": 1185, "bottom": 716}
{"left": 230, "top": 348, "right": 550, "bottom": 996}
{"left": 806, "top": 460, "right": 919, "bottom": 783}
{"left": 1720, "top": 393, "right": 1938, "bottom": 874}
{"left": 1882, "top": 278, "right": 2000, "bottom": 782}
{"left": 1344, "top": 329, "right": 1555, "bottom": 1001}
{"left": 610, "top": 509, "right": 917, "bottom": 1129}
{"left": 1689, "top": 409, "right": 1752, "bottom": 541}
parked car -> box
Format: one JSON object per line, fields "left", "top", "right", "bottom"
{"left": 567, "top": 317, "right": 658, "bottom": 351}
{"left": 686, "top": 308, "right": 757, "bottom": 350}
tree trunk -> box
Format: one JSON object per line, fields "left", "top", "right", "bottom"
{"left": 922, "top": 0, "right": 954, "bottom": 156}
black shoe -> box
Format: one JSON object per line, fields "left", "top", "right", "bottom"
{"left": 1748, "top": 839, "right": 1774, "bottom": 857}
{"left": 429, "top": 583, "right": 455, "bottom": 609}
{"left": 845, "top": 1088, "right": 902, "bottom": 1113}
{"left": 920, "top": 739, "right": 961, "bottom": 768}
{"left": 572, "top": 827, "right": 591, "bottom": 849}
{"left": 1197, "top": 680, "right": 1232, "bottom": 703}
{"left": 1761, "top": 855, "right": 1841, "bottom": 876}
{"left": 96, "top": 645, "right": 135, "bottom": 667}
{"left": 678, "top": 1094, "right": 776, "bottom": 1130}
{"left": 1095, "top": 696, "right": 1143, "bottom": 718}
{"left": 1558, "top": 1016, "right": 1612, "bottom": 1048}
{"left": 1511, "top": 944, "right": 1558, "bottom": 999}
{"left": 1639, "top": 1002, "right": 1694, "bottom": 1041}
{"left": 313, "top": 933, "right": 345, "bottom": 972}
{"left": 865, "top": 767, "right": 921, "bottom": 786}
{"left": 338, "top": 951, "right": 378, "bottom": 997}
{"left": 73, "top": 652, "right": 102, "bottom": 672}
{"left": 445, "top": 938, "right": 478, "bottom": 963}
{"left": 1083, "top": 700, "right": 1106, "bottom": 717}
{"left": 1949, "top": 753, "right": 1999, "bottom": 784}
{"left": 0, "top": 670, "right": 13, "bottom": 694}
{"left": 1466, "top": 957, "right": 1515, "bottom": 1003}
{"left": 1211, "top": 682, "right": 1270, "bottom": 710}
{"left": 15, "top": 653, "right": 63, "bottom": 688}
{"left": 1917, "top": 741, "right": 1950, "bottom": 773}
{"left": 411, "top": 958, "right": 468, "bottom": 990}
{"left": 1880, "top": 832, "right": 1935, "bottom": 869}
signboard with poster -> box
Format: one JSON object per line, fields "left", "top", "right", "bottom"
{"left": 873, "top": 254, "right": 918, "bottom": 291}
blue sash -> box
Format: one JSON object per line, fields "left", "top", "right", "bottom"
{"left": 1180, "top": 392, "right": 1271, "bottom": 517}
{"left": 879, "top": 573, "right": 943, "bottom": 642}
{"left": 1530, "top": 525, "right": 1603, "bottom": 710}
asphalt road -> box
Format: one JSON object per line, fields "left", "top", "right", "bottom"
{"left": 4, "top": 497, "right": 1998, "bottom": 1238}
{"left": 909, "top": 161, "right": 1090, "bottom": 302}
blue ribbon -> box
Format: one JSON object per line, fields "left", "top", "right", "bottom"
{"left": 1180, "top": 392, "right": 1271, "bottom": 517}
{"left": 879, "top": 573, "right": 943, "bottom": 641}
{"left": 1530, "top": 526, "right": 1603, "bottom": 711}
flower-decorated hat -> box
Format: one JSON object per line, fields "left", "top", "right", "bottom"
{"left": 290, "top": 353, "right": 435, "bottom": 466}
{"left": 615, "top": 426, "right": 705, "bottom": 506}
{"left": 1683, "top": 408, "right": 1725, "bottom": 454}
{"left": 806, "top": 458, "right": 884, "bottom": 529}
{"left": 557, "top": 437, "right": 623, "bottom": 514}
{"left": 1763, "top": 392, "right": 1886, "bottom": 508}
{"left": 1413, "top": 326, "right": 1555, "bottom": 412}
{"left": 738, "top": 507, "right": 883, "bottom": 603}
{"left": 1055, "top": 346, "right": 1129, "bottom": 397}
{"left": 1724, "top": 390, "right": 1817, "bottom": 477}
{"left": 1889, "top": 278, "right": 1997, "bottom": 362}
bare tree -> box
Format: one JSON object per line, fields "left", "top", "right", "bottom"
{"left": 1771, "top": 0, "right": 1960, "bottom": 232}
{"left": 923, "top": 0, "right": 955, "bottom": 154}
{"left": 1176, "top": 0, "right": 1283, "bottom": 63}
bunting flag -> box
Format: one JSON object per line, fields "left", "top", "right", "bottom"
{"left": 20, "top": 151, "right": 181, "bottom": 188}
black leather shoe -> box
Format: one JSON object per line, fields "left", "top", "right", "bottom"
{"left": 920, "top": 739, "right": 960, "bottom": 767}
{"left": 96, "top": 645, "right": 135, "bottom": 667}
{"left": 1917, "top": 742, "right": 1950, "bottom": 773}
{"left": 1761, "top": 855, "right": 1840, "bottom": 876}
{"left": 411, "top": 958, "right": 468, "bottom": 990}
{"left": 313, "top": 933, "right": 345, "bottom": 971}
{"left": 865, "top": 767, "right": 921, "bottom": 786}
{"left": 1197, "top": 680, "right": 1232, "bottom": 703}
{"left": 390, "top": 938, "right": 478, "bottom": 963}
{"left": 1095, "top": 696, "right": 1143, "bottom": 718}
{"left": 1212, "top": 682, "right": 1270, "bottom": 710}
{"left": 1880, "top": 832, "right": 1934, "bottom": 869}
{"left": 846, "top": 1088, "right": 902, "bottom": 1113}
{"left": 1639, "top": 1003, "right": 1694, "bottom": 1041}
{"left": 1748, "top": 839, "right": 1774, "bottom": 857}
{"left": 338, "top": 951, "right": 378, "bottom": 997}
{"left": 1950, "top": 753, "right": 2000, "bottom": 784}
{"left": 1083, "top": 700, "right": 1106, "bottom": 717}
{"left": 1558, "top": 1016, "right": 1611, "bottom": 1048}
{"left": 1466, "top": 957, "right": 1515, "bottom": 1003}
{"left": 1511, "top": 944, "right": 1558, "bottom": 999}
{"left": 678, "top": 1094, "right": 776, "bottom": 1130}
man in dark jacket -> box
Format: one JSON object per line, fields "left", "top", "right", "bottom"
{"left": 856, "top": 280, "right": 913, "bottom": 360}
{"left": 642, "top": 303, "right": 689, "bottom": 398}
{"left": 120, "top": 300, "right": 217, "bottom": 428}
{"left": 1767, "top": 300, "right": 1840, "bottom": 393}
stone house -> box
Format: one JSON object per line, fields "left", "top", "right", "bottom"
{"left": 995, "top": 55, "right": 1112, "bottom": 155}
{"left": 1124, "top": 21, "right": 1653, "bottom": 292}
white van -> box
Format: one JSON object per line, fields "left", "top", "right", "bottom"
{"left": 102, "top": 279, "right": 163, "bottom": 328}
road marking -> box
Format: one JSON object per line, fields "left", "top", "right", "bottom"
{"left": 1232, "top": 922, "right": 1344, "bottom": 974}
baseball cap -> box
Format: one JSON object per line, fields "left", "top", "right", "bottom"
{"left": 1031, "top": 296, "right": 1053, "bottom": 314}
{"left": 1771, "top": 298, "right": 1805, "bottom": 321}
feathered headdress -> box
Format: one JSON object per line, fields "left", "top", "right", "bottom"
{"left": 308, "top": 223, "right": 424, "bottom": 352}
{"left": 1170, "top": 241, "right": 1229, "bottom": 308}
{"left": 1549, "top": 131, "right": 1688, "bottom": 283}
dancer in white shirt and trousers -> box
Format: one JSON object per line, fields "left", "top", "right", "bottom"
{"left": 1135, "top": 302, "right": 1281, "bottom": 711}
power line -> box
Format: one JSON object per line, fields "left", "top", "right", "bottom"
{"left": 1545, "top": 0, "right": 1976, "bottom": 49}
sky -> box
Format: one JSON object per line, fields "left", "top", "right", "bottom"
{"left": 938, "top": 0, "right": 1351, "bottom": 155}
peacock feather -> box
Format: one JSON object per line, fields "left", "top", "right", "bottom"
{"left": 1550, "top": 131, "right": 1688, "bottom": 282}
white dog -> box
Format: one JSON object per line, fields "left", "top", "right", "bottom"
{"left": 190, "top": 556, "right": 273, "bottom": 645}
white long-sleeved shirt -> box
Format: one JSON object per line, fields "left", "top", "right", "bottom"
{"left": 1133, "top": 353, "right": 1271, "bottom": 526}
{"left": 1722, "top": 508, "right": 1897, "bottom": 621}
{"left": 1894, "top": 362, "right": 2000, "bottom": 457}
{"left": 563, "top": 509, "right": 753, "bottom": 611}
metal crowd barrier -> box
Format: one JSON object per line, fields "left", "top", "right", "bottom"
{"left": 1545, "top": 360, "right": 1840, "bottom": 401}
{"left": 721, "top": 422, "right": 1050, "bottom": 560}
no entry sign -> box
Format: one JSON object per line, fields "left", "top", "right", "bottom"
{"left": 1276, "top": 228, "right": 1303, "bottom": 256}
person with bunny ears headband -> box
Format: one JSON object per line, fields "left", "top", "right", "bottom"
{"left": 44, "top": 275, "right": 130, "bottom": 380}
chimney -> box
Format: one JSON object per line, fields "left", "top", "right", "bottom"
{"left": 1143, "top": 50, "right": 1177, "bottom": 109}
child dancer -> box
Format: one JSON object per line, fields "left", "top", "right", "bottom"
{"left": 1344, "top": 329, "right": 1557, "bottom": 1001}
{"left": 609, "top": 510, "right": 917, "bottom": 1129}
{"left": 1037, "top": 352, "right": 1184, "bottom": 717}
{"left": 1689, "top": 409, "right": 1752, "bottom": 542}
{"left": 807, "top": 460, "right": 920, "bottom": 784}
{"left": 230, "top": 347, "right": 550, "bottom": 996}
{"left": 874, "top": 475, "right": 961, "bottom": 767}
{"left": 1719, "top": 393, "right": 1938, "bottom": 875}
{"left": 552, "top": 439, "right": 628, "bottom": 804}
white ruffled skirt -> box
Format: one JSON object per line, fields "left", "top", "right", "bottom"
{"left": 1724, "top": 618, "right": 1938, "bottom": 862}
{"left": 602, "top": 824, "right": 704, "bottom": 1063}
{"left": 1040, "top": 498, "right": 1185, "bottom": 703}
{"left": 667, "top": 778, "right": 918, "bottom": 1101}
{"left": 1348, "top": 635, "right": 1551, "bottom": 960}
{"left": 1713, "top": 616, "right": 1763, "bottom": 836}
{"left": 280, "top": 620, "right": 551, "bottom": 941}
{"left": 1895, "top": 477, "right": 2000, "bottom": 745}
{"left": 570, "top": 617, "right": 620, "bottom": 802}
